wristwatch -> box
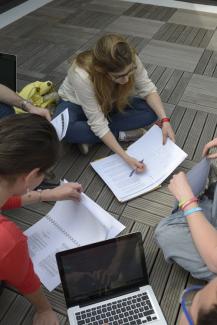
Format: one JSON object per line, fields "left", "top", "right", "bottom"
{"left": 20, "top": 99, "right": 32, "bottom": 111}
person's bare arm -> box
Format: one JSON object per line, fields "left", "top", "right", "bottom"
{"left": 169, "top": 172, "right": 217, "bottom": 273}
{"left": 24, "top": 287, "right": 59, "bottom": 325}
{"left": 145, "top": 92, "right": 175, "bottom": 144}
{"left": 102, "top": 131, "right": 145, "bottom": 172}
{"left": 21, "top": 183, "right": 83, "bottom": 205}
{"left": 0, "top": 84, "right": 51, "bottom": 120}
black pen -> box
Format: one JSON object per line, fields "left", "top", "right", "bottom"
{"left": 129, "top": 159, "right": 144, "bottom": 177}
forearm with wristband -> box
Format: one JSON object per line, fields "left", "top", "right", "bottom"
{"left": 179, "top": 196, "right": 203, "bottom": 217}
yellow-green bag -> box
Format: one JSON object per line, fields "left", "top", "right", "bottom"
{"left": 15, "top": 81, "right": 59, "bottom": 113}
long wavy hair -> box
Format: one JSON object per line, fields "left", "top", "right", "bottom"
{"left": 75, "top": 34, "right": 136, "bottom": 116}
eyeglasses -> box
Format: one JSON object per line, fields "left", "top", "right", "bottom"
{"left": 109, "top": 64, "right": 137, "bottom": 81}
{"left": 180, "top": 285, "right": 204, "bottom": 325}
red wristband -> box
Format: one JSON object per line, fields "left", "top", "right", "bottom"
{"left": 161, "top": 117, "right": 170, "bottom": 123}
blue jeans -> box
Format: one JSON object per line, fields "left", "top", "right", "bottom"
{"left": 0, "top": 102, "right": 15, "bottom": 119}
{"left": 53, "top": 97, "right": 158, "bottom": 144}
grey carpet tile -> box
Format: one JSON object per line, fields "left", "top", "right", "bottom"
{"left": 153, "top": 22, "right": 214, "bottom": 48}
{"left": 60, "top": 9, "right": 118, "bottom": 29}
{"left": 169, "top": 9, "right": 217, "bottom": 30}
{"left": 179, "top": 74, "right": 217, "bottom": 112}
{"left": 0, "top": 15, "right": 48, "bottom": 38}
{"left": 105, "top": 15, "right": 164, "bottom": 39}
{"left": 123, "top": 3, "right": 176, "bottom": 21}
{"left": 207, "top": 29, "right": 217, "bottom": 52}
{"left": 29, "top": 5, "right": 76, "bottom": 22}
{"left": 46, "top": 0, "right": 92, "bottom": 10}
{"left": 139, "top": 40, "right": 204, "bottom": 72}
{"left": 22, "top": 23, "right": 99, "bottom": 48}
{"left": 86, "top": 0, "right": 133, "bottom": 15}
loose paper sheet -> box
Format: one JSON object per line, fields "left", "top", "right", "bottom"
{"left": 51, "top": 108, "right": 69, "bottom": 140}
{"left": 91, "top": 125, "right": 188, "bottom": 201}
{"left": 25, "top": 193, "right": 125, "bottom": 291}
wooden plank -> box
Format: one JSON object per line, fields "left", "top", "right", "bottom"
{"left": 170, "top": 105, "right": 186, "bottom": 133}
{"left": 3, "top": 208, "right": 43, "bottom": 227}
{"left": 0, "top": 295, "right": 31, "bottom": 325}
{"left": 143, "top": 228, "right": 159, "bottom": 275}
{"left": 160, "top": 264, "right": 188, "bottom": 325}
{"left": 150, "top": 66, "right": 166, "bottom": 85}
{"left": 161, "top": 70, "right": 183, "bottom": 103}
{"left": 204, "top": 51, "right": 217, "bottom": 77}
{"left": 183, "top": 110, "right": 207, "bottom": 160}
{"left": 193, "top": 113, "right": 217, "bottom": 161}
{"left": 122, "top": 205, "right": 162, "bottom": 227}
{"left": 149, "top": 250, "right": 172, "bottom": 301}
{"left": 96, "top": 185, "right": 114, "bottom": 210}
{"left": 156, "top": 68, "right": 174, "bottom": 94}
{"left": 119, "top": 216, "right": 134, "bottom": 235}
{"left": 128, "top": 197, "right": 172, "bottom": 217}
{"left": 175, "top": 108, "right": 196, "bottom": 149}
{"left": 194, "top": 49, "right": 213, "bottom": 75}
{"left": 131, "top": 221, "right": 150, "bottom": 241}
{"left": 0, "top": 289, "right": 17, "bottom": 321}
{"left": 168, "top": 71, "right": 192, "bottom": 105}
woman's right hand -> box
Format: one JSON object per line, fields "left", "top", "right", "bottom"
{"left": 124, "top": 155, "right": 146, "bottom": 173}
{"left": 202, "top": 138, "right": 217, "bottom": 159}
{"left": 33, "top": 309, "right": 59, "bottom": 325}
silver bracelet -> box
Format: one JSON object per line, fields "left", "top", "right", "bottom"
{"left": 37, "top": 189, "right": 43, "bottom": 202}
{"left": 20, "top": 99, "right": 32, "bottom": 111}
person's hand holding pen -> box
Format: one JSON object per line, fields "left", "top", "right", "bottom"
{"left": 124, "top": 155, "right": 145, "bottom": 175}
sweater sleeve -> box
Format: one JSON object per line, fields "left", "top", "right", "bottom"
{"left": 1, "top": 196, "right": 22, "bottom": 210}
{"left": 134, "top": 55, "right": 157, "bottom": 98}
{"left": 63, "top": 66, "right": 110, "bottom": 139}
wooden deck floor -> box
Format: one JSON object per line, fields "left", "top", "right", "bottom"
{"left": 0, "top": 0, "right": 217, "bottom": 324}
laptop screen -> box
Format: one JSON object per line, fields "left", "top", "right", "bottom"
{"left": 0, "top": 53, "right": 16, "bottom": 91}
{"left": 56, "top": 233, "right": 149, "bottom": 308}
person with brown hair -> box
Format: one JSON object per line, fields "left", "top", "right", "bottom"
{"left": 0, "top": 114, "right": 83, "bottom": 325}
{"left": 54, "top": 33, "right": 175, "bottom": 173}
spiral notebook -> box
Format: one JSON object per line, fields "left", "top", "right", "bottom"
{"left": 24, "top": 193, "right": 125, "bottom": 291}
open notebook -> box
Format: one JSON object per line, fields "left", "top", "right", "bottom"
{"left": 91, "top": 126, "right": 187, "bottom": 202}
{"left": 24, "top": 193, "right": 125, "bottom": 291}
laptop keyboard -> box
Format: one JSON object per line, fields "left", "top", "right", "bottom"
{"left": 75, "top": 292, "right": 158, "bottom": 325}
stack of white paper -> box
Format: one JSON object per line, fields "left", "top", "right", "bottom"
{"left": 25, "top": 193, "right": 125, "bottom": 291}
{"left": 91, "top": 125, "right": 187, "bottom": 202}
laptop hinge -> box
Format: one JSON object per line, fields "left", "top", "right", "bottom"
{"left": 79, "top": 286, "right": 141, "bottom": 308}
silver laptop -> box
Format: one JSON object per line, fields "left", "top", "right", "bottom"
{"left": 0, "top": 52, "right": 17, "bottom": 91}
{"left": 56, "top": 232, "right": 167, "bottom": 325}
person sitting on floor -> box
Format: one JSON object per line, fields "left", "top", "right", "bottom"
{"left": 54, "top": 33, "right": 175, "bottom": 173}
{"left": 0, "top": 114, "right": 82, "bottom": 325}
{"left": 0, "top": 83, "right": 51, "bottom": 120}
{"left": 155, "top": 139, "right": 217, "bottom": 324}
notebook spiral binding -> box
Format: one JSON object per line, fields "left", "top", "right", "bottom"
{"left": 46, "top": 215, "right": 80, "bottom": 247}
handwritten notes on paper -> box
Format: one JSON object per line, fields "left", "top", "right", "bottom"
{"left": 91, "top": 126, "right": 187, "bottom": 202}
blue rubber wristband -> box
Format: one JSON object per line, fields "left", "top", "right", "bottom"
{"left": 184, "top": 207, "right": 202, "bottom": 217}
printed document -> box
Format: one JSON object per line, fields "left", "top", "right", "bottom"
{"left": 25, "top": 193, "right": 125, "bottom": 291}
{"left": 91, "top": 125, "right": 187, "bottom": 201}
{"left": 51, "top": 108, "right": 69, "bottom": 140}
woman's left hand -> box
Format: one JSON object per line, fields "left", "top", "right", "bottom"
{"left": 43, "top": 182, "right": 83, "bottom": 202}
{"left": 168, "top": 172, "right": 194, "bottom": 201}
{"left": 162, "top": 122, "right": 175, "bottom": 144}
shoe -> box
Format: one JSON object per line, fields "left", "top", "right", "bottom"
{"left": 119, "top": 128, "right": 146, "bottom": 142}
{"left": 78, "top": 143, "right": 89, "bottom": 155}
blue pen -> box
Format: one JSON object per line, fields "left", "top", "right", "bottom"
{"left": 129, "top": 159, "right": 144, "bottom": 177}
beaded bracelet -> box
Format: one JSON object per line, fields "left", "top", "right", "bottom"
{"left": 178, "top": 196, "right": 197, "bottom": 209}
{"left": 184, "top": 207, "right": 202, "bottom": 217}
{"left": 181, "top": 198, "right": 198, "bottom": 210}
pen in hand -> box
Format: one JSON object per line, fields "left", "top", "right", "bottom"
{"left": 129, "top": 159, "right": 144, "bottom": 177}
